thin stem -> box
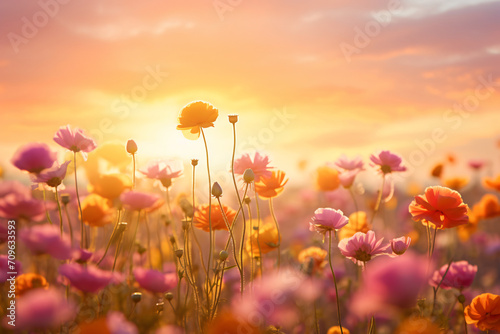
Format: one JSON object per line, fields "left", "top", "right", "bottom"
{"left": 328, "top": 230, "right": 344, "bottom": 334}
{"left": 74, "top": 152, "right": 85, "bottom": 249}
{"left": 42, "top": 188, "right": 54, "bottom": 224}
{"left": 460, "top": 300, "right": 469, "bottom": 334}
{"left": 132, "top": 153, "right": 136, "bottom": 189}
{"left": 431, "top": 258, "right": 453, "bottom": 316}
{"left": 97, "top": 210, "right": 121, "bottom": 266}
{"left": 112, "top": 228, "right": 125, "bottom": 272}
{"left": 63, "top": 203, "right": 74, "bottom": 247}
{"left": 245, "top": 201, "right": 254, "bottom": 286}
{"left": 55, "top": 187, "right": 64, "bottom": 236}
{"left": 217, "top": 197, "right": 240, "bottom": 271}
{"left": 156, "top": 217, "right": 164, "bottom": 270}
{"left": 254, "top": 187, "right": 263, "bottom": 278}
{"left": 145, "top": 216, "right": 153, "bottom": 270}
{"left": 370, "top": 174, "right": 385, "bottom": 224}
{"left": 127, "top": 211, "right": 141, "bottom": 276}
{"left": 314, "top": 300, "right": 320, "bottom": 334}
{"left": 269, "top": 198, "right": 281, "bottom": 270}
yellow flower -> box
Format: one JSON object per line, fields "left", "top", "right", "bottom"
{"left": 316, "top": 165, "right": 340, "bottom": 191}
{"left": 298, "top": 246, "right": 327, "bottom": 274}
{"left": 338, "top": 211, "right": 371, "bottom": 240}
{"left": 246, "top": 222, "right": 281, "bottom": 257}
{"left": 327, "top": 326, "right": 350, "bottom": 334}
{"left": 81, "top": 194, "right": 113, "bottom": 227}
{"left": 176, "top": 101, "right": 219, "bottom": 140}
{"left": 88, "top": 173, "right": 132, "bottom": 201}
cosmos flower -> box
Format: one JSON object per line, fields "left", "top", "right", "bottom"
{"left": 120, "top": 190, "right": 163, "bottom": 212}
{"left": 338, "top": 211, "right": 371, "bottom": 240}
{"left": 193, "top": 203, "right": 236, "bottom": 232}
{"left": 409, "top": 186, "right": 469, "bottom": 229}
{"left": 81, "top": 194, "right": 114, "bottom": 227}
{"left": 246, "top": 222, "right": 281, "bottom": 256}
{"left": 33, "top": 161, "right": 70, "bottom": 188}
{"left": 133, "top": 267, "right": 178, "bottom": 294}
{"left": 59, "top": 263, "right": 121, "bottom": 293}
{"left": 176, "top": 101, "right": 219, "bottom": 140}
{"left": 429, "top": 261, "right": 477, "bottom": 291}
{"left": 53, "top": 125, "right": 97, "bottom": 159}
{"left": 338, "top": 231, "right": 390, "bottom": 266}
{"left": 309, "top": 208, "right": 349, "bottom": 235}
{"left": 19, "top": 224, "right": 73, "bottom": 260}
{"left": 233, "top": 152, "right": 273, "bottom": 182}
{"left": 255, "top": 170, "right": 288, "bottom": 199}
{"left": 11, "top": 143, "right": 58, "bottom": 174}
{"left": 390, "top": 236, "right": 411, "bottom": 256}
{"left": 464, "top": 293, "right": 500, "bottom": 331}
{"left": 369, "top": 150, "right": 407, "bottom": 174}
{"left": 316, "top": 165, "right": 340, "bottom": 191}
{"left": 335, "top": 155, "right": 365, "bottom": 171}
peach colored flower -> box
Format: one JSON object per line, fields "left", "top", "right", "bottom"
{"left": 370, "top": 150, "right": 407, "bottom": 174}
{"left": 193, "top": 203, "right": 236, "bottom": 232}
{"left": 15, "top": 273, "right": 49, "bottom": 296}
{"left": 483, "top": 175, "right": 500, "bottom": 192}
{"left": 233, "top": 152, "right": 273, "bottom": 182}
{"left": 255, "top": 170, "right": 288, "bottom": 199}
{"left": 338, "top": 230, "right": 390, "bottom": 266}
{"left": 339, "top": 211, "right": 371, "bottom": 240}
{"left": 89, "top": 173, "right": 133, "bottom": 201}
{"left": 327, "top": 326, "right": 350, "bottom": 334}
{"left": 409, "top": 186, "right": 469, "bottom": 229}
{"left": 176, "top": 101, "right": 218, "bottom": 140}
{"left": 316, "top": 165, "right": 340, "bottom": 191}
{"left": 464, "top": 293, "right": 500, "bottom": 331}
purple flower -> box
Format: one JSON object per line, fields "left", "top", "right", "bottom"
{"left": 19, "top": 224, "right": 73, "bottom": 260}
{"left": 369, "top": 150, "right": 407, "bottom": 174}
{"left": 11, "top": 143, "right": 57, "bottom": 174}
{"left": 59, "top": 263, "right": 121, "bottom": 293}
{"left": 53, "top": 125, "right": 97, "bottom": 159}
{"left": 133, "top": 267, "right": 177, "bottom": 293}
{"left": 338, "top": 231, "right": 390, "bottom": 266}
{"left": 33, "top": 160, "right": 70, "bottom": 188}
{"left": 429, "top": 261, "right": 477, "bottom": 291}
{"left": 309, "top": 208, "right": 349, "bottom": 235}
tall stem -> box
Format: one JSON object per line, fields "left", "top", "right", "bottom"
{"left": 269, "top": 198, "right": 281, "bottom": 270}
{"left": 328, "top": 230, "right": 343, "bottom": 334}
{"left": 55, "top": 187, "right": 64, "bottom": 236}
{"left": 63, "top": 203, "right": 74, "bottom": 247}
{"left": 254, "top": 188, "right": 263, "bottom": 277}
{"left": 74, "top": 151, "right": 85, "bottom": 249}
{"left": 370, "top": 174, "right": 385, "bottom": 225}
{"left": 145, "top": 216, "right": 153, "bottom": 269}
{"left": 97, "top": 210, "right": 121, "bottom": 266}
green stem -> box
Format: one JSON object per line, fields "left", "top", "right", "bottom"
{"left": 112, "top": 228, "right": 125, "bottom": 272}
{"left": 73, "top": 152, "right": 85, "bottom": 249}
{"left": 254, "top": 187, "right": 263, "bottom": 278}
{"left": 132, "top": 153, "right": 136, "bottom": 189}
{"left": 370, "top": 174, "right": 385, "bottom": 224}
{"left": 328, "top": 230, "right": 343, "bottom": 334}
{"left": 145, "top": 216, "right": 153, "bottom": 269}
{"left": 55, "top": 187, "right": 64, "bottom": 236}
{"left": 97, "top": 210, "right": 121, "bottom": 266}
{"left": 42, "top": 188, "right": 54, "bottom": 224}
{"left": 63, "top": 203, "right": 74, "bottom": 248}
{"left": 269, "top": 198, "right": 281, "bottom": 270}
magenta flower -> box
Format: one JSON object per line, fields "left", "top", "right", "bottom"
{"left": 53, "top": 125, "right": 97, "bottom": 158}
{"left": 12, "top": 288, "right": 76, "bottom": 331}
{"left": 107, "top": 312, "right": 138, "bottom": 334}
{"left": 0, "top": 255, "right": 22, "bottom": 283}
{"left": 11, "top": 143, "right": 57, "bottom": 174}
{"left": 0, "top": 180, "right": 32, "bottom": 198}
{"left": 0, "top": 193, "right": 48, "bottom": 222}
{"left": 19, "top": 224, "right": 73, "bottom": 260}
{"left": 133, "top": 267, "right": 177, "bottom": 293}
{"left": 390, "top": 236, "right": 411, "bottom": 256}
{"left": 120, "top": 190, "right": 162, "bottom": 211}
{"left": 369, "top": 150, "right": 407, "bottom": 174}
{"left": 335, "top": 154, "right": 365, "bottom": 171}
{"left": 59, "top": 263, "right": 121, "bottom": 293}
{"left": 233, "top": 152, "right": 273, "bottom": 182}
{"left": 309, "top": 208, "right": 349, "bottom": 235}
{"left": 468, "top": 159, "right": 485, "bottom": 170}
{"left": 338, "top": 231, "right": 390, "bottom": 266}
{"left": 0, "top": 223, "right": 7, "bottom": 244}
{"left": 429, "top": 261, "right": 477, "bottom": 291}
{"left": 33, "top": 161, "right": 70, "bottom": 188}
{"left": 139, "top": 159, "right": 183, "bottom": 184}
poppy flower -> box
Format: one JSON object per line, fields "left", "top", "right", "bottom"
{"left": 370, "top": 150, "right": 407, "bottom": 174}
{"left": 255, "top": 170, "right": 288, "bottom": 199}
{"left": 429, "top": 261, "right": 477, "bottom": 291}
{"left": 298, "top": 246, "right": 327, "bottom": 274}
{"left": 120, "top": 190, "right": 163, "bottom": 212}
{"left": 11, "top": 143, "right": 58, "bottom": 174}
{"left": 88, "top": 173, "right": 133, "bottom": 201}
{"left": 316, "top": 165, "right": 340, "bottom": 191}
{"left": 53, "top": 125, "right": 97, "bottom": 159}
{"left": 483, "top": 175, "right": 500, "bottom": 192}
{"left": 246, "top": 222, "right": 281, "bottom": 256}
{"left": 81, "top": 194, "right": 113, "bottom": 227}
{"left": 338, "top": 230, "right": 390, "bottom": 266}
{"left": 133, "top": 267, "right": 177, "bottom": 294}
{"left": 309, "top": 208, "right": 349, "bottom": 235}
{"left": 464, "top": 293, "right": 500, "bottom": 331}
{"left": 176, "top": 101, "right": 219, "bottom": 140}
{"left": 0, "top": 192, "right": 47, "bottom": 222}
{"left": 472, "top": 194, "right": 500, "bottom": 220}
{"left": 409, "top": 186, "right": 469, "bottom": 229}
{"left": 233, "top": 152, "right": 273, "bottom": 182}
{"left": 338, "top": 211, "right": 371, "bottom": 240}
{"left": 193, "top": 203, "right": 236, "bottom": 232}
{"left": 33, "top": 161, "right": 71, "bottom": 188}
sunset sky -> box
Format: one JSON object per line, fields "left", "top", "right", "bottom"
{"left": 1, "top": 0, "right": 500, "bottom": 182}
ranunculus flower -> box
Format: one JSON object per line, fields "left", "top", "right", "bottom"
{"left": 255, "top": 170, "right": 288, "bottom": 199}
{"left": 193, "top": 203, "right": 236, "bottom": 232}
{"left": 464, "top": 293, "right": 500, "bottom": 331}
{"left": 33, "top": 161, "right": 70, "bottom": 188}
{"left": 133, "top": 267, "right": 177, "bottom": 293}
{"left": 53, "top": 125, "right": 97, "bottom": 159}
{"left": 19, "top": 224, "right": 73, "bottom": 260}
{"left": 233, "top": 152, "right": 273, "bottom": 182}
{"left": 120, "top": 190, "right": 163, "bottom": 212}
{"left": 309, "top": 208, "right": 349, "bottom": 235}
{"left": 409, "top": 186, "right": 469, "bottom": 229}
{"left": 338, "top": 230, "right": 390, "bottom": 266}
{"left": 176, "top": 101, "right": 219, "bottom": 140}
{"left": 429, "top": 261, "right": 477, "bottom": 291}
{"left": 369, "top": 150, "right": 407, "bottom": 174}
{"left": 11, "top": 143, "right": 57, "bottom": 174}
{"left": 59, "top": 263, "right": 121, "bottom": 293}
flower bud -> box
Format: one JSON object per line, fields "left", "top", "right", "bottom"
{"left": 212, "top": 182, "right": 223, "bottom": 198}
{"left": 228, "top": 114, "right": 239, "bottom": 124}
{"left": 126, "top": 139, "right": 138, "bottom": 154}
{"left": 458, "top": 294, "right": 466, "bottom": 304}
{"left": 165, "top": 292, "right": 174, "bottom": 301}
{"left": 161, "top": 178, "right": 172, "bottom": 189}
{"left": 117, "top": 222, "right": 128, "bottom": 233}
{"left": 243, "top": 168, "right": 255, "bottom": 183}
{"left": 175, "top": 249, "right": 184, "bottom": 258}
{"left": 244, "top": 197, "right": 251, "bottom": 204}
{"left": 131, "top": 292, "right": 142, "bottom": 303}
{"left": 191, "top": 159, "right": 198, "bottom": 166}
{"left": 219, "top": 250, "right": 229, "bottom": 262}
{"left": 61, "top": 194, "right": 70, "bottom": 205}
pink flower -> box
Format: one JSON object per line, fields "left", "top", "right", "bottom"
{"left": 0, "top": 193, "right": 48, "bottom": 222}
{"left": 107, "top": 312, "right": 138, "bottom": 334}
{"left": 338, "top": 169, "right": 361, "bottom": 188}
{"left": 429, "top": 261, "right": 477, "bottom": 291}
{"left": 309, "top": 208, "right": 349, "bottom": 235}
{"left": 468, "top": 159, "right": 485, "bottom": 170}
{"left": 133, "top": 267, "right": 178, "bottom": 293}
{"left": 19, "top": 224, "right": 73, "bottom": 260}
{"left": 335, "top": 155, "right": 365, "bottom": 171}
{"left": 390, "top": 236, "right": 411, "bottom": 256}
{"left": 338, "top": 231, "right": 390, "bottom": 265}
{"left": 59, "top": 263, "right": 121, "bottom": 293}
{"left": 11, "top": 143, "right": 58, "bottom": 174}
{"left": 233, "top": 152, "right": 273, "bottom": 182}
{"left": 350, "top": 252, "right": 427, "bottom": 317}
{"left": 370, "top": 150, "right": 407, "bottom": 174}
{"left": 0, "top": 223, "right": 7, "bottom": 244}
{"left": 140, "top": 159, "right": 183, "bottom": 182}
{"left": 120, "top": 190, "right": 162, "bottom": 211}
{"left": 33, "top": 161, "right": 70, "bottom": 188}
{"left": 0, "top": 180, "right": 32, "bottom": 198}
{"left": 1, "top": 255, "right": 22, "bottom": 283}
{"left": 53, "top": 125, "right": 97, "bottom": 158}
{"left": 9, "top": 288, "right": 76, "bottom": 331}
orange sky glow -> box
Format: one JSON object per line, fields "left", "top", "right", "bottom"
{"left": 1, "top": 0, "right": 500, "bottom": 184}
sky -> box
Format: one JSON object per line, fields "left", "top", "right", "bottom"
{"left": 1, "top": 0, "right": 500, "bottom": 183}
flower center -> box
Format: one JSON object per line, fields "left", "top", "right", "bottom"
{"left": 380, "top": 165, "right": 392, "bottom": 174}
{"left": 46, "top": 177, "right": 62, "bottom": 188}
{"left": 354, "top": 249, "right": 372, "bottom": 262}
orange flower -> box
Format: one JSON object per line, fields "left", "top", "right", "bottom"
{"left": 78, "top": 318, "right": 111, "bottom": 334}
{"left": 395, "top": 317, "right": 441, "bottom": 334}
{"left": 430, "top": 163, "right": 443, "bottom": 178}
{"left": 193, "top": 203, "right": 236, "bottom": 232}
{"left": 483, "top": 175, "right": 500, "bottom": 192}
{"left": 207, "top": 310, "right": 261, "bottom": 334}
{"left": 246, "top": 222, "right": 281, "bottom": 256}
{"left": 327, "top": 326, "right": 350, "bottom": 334}
{"left": 81, "top": 194, "right": 113, "bottom": 227}
{"left": 472, "top": 193, "right": 500, "bottom": 220}
{"left": 443, "top": 176, "right": 468, "bottom": 191}
{"left": 465, "top": 293, "right": 500, "bottom": 331}
{"left": 88, "top": 173, "right": 132, "bottom": 201}
{"left": 176, "top": 101, "right": 219, "bottom": 140}
{"left": 409, "top": 186, "right": 469, "bottom": 229}
{"left": 338, "top": 211, "right": 371, "bottom": 240}
{"left": 316, "top": 165, "right": 340, "bottom": 191}
{"left": 255, "top": 170, "right": 288, "bottom": 199}
{"left": 15, "top": 273, "right": 49, "bottom": 296}
{"left": 298, "top": 246, "right": 327, "bottom": 274}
